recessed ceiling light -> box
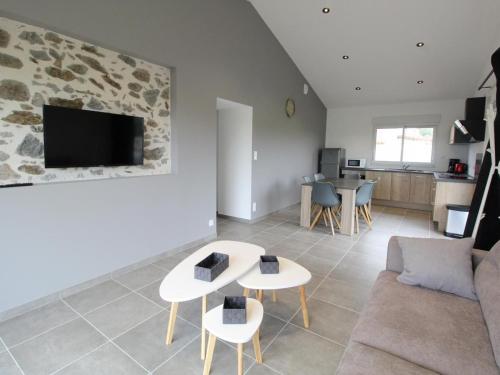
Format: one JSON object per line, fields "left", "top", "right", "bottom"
{"left": 342, "top": 55, "right": 349, "bottom": 60}
{"left": 416, "top": 42, "right": 424, "bottom": 47}
{"left": 355, "top": 87, "right": 361, "bottom": 91}
{"left": 417, "top": 80, "right": 424, "bottom": 84}
{"left": 322, "top": 7, "right": 331, "bottom": 14}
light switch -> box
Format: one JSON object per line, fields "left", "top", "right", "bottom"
{"left": 252, "top": 202, "right": 257, "bottom": 212}
{"left": 208, "top": 219, "right": 214, "bottom": 227}
{"left": 253, "top": 151, "right": 258, "bottom": 160}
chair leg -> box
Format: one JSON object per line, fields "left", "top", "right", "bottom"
{"left": 331, "top": 207, "right": 341, "bottom": 229}
{"left": 361, "top": 205, "right": 372, "bottom": 229}
{"left": 326, "top": 208, "right": 335, "bottom": 236}
{"left": 309, "top": 207, "right": 323, "bottom": 231}
{"left": 355, "top": 207, "right": 359, "bottom": 234}
{"left": 322, "top": 211, "right": 329, "bottom": 227}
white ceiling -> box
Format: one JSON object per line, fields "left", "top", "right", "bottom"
{"left": 249, "top": 0, "right": 500, "bottom": 108}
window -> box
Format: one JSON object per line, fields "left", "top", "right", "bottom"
{"left": 374, "top": 126, "right": 435, "bottom": 164}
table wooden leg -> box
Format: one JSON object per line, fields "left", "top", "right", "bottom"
{"left": 203, "top": 334, "right": 217, "bottom": 375}
{"left": 299, "top": 286, "right": 310, "bottom": 328}
{"left": 272, "top": 290, "right": 277, "bottom": 302}
{"left": 300, "top": 185, "right": 313, "bottom": 227}
{"left": 237, "top": 343, "right": 244, "bottom": 375}
{"left": 243, "top": 288, "right": 250, "bottom": 297}
{"left": 165, "top": 302, "right": 179, "bottom": 345}
{"left": 201, "top": 295, "right": 207, "bottom": 360}
{"left": 338, "top": 188, "right": 356, "bottom": 235}
{"left": 252, "top": 332, "right": 263, "bottom": 364}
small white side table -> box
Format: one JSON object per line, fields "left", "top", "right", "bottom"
{"left": 203, "top": 298, "right": 264, "bottom": 375}
{"left": 237, "top": 257, "right": 312, "bottom": 328}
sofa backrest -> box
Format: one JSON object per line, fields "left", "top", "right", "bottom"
{"left": 475, "top": 240, "right": 500, "bottom": 367}
{"left": 386, "top": 236, "right": 488, "bottom": 274}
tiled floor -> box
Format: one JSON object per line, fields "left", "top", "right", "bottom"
{"left": 0, "top": 205, "right": 444, "bottom": 375}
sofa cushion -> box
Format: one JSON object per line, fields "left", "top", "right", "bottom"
{"left": 475, "top": 240, "right": 500, "bottom": 367}
{"left": 397, "top": 237, "right": 476, "bottom": 300}
{"left": 351, "top": 271, "right": 499, "bottom": 375}
{"left": 337, "top": 341, "right": 438, "bottom": 375}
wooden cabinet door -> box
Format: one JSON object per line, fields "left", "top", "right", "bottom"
{"left": 410, "top": 174, "right": 433, "bottom": 204}
{"left": 391, "top": 173, "right": 411, "bottom": 202}
{"left": 366, "top": 171, "right": 391, "bottom": 200}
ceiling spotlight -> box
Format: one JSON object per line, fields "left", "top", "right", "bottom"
{"left": 342, "top": 55, "right": 349, "bottom": 60}
{"left": 355, "top": 87, "right": 361, "bottom": 91}
{"left": 322, "top": 7, "right": 331, "bottom": 14}
{"left": 417, "top": 80, "right": 424, "bottom": 84}
{"left": 416, "top": 42, "right": 424, "bottom": 47}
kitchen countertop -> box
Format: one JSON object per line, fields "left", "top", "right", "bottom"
{"left": 342, "top": 166, "right": 435, "bottom": 175}
{"left": 341, "top": 167, "right": 477, "bottom": 183}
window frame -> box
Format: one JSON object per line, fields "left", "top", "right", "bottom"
{"left": 371, "top": 123, "right": 437, "bottom": 167}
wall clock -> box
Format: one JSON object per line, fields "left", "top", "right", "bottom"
{"left": 285, "top": 98, "right": 295, "bottom": 118}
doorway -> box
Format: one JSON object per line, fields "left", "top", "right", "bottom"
{"left": 216, "top": 98, "right": 253, "bottom": 220}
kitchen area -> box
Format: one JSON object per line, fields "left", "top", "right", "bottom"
{"left": 315, "top": 96, "right": 489, "bottom": 238}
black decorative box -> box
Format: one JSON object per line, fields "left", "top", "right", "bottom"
{"left": 223, "top": 296, "right": 247, "bottom": 324}
{"left": 194, "top": 252, "right": 229, "bottom": 282}
{"left": 259, "top": 255, "right": 279, "bottom": 274}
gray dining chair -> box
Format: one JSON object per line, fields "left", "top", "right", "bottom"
{"left": 355, "top": 181, "right": 376, "bottom": 233}
{"left": 303, "top": 176, "right": 313, "bottom": 183}
{"left": 314, "top": 173, "right": 325, "bottom": 181}
{"left": 309, "top": 182, "right": 341, "bottom": 236}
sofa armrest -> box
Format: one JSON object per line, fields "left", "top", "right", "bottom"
{"left": 386, "top": 236, "right": 488, "bottom": 273}
{"left": 386, "top": 236, "right": 404, "bottom": 273}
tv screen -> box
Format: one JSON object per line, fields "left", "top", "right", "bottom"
{"left": 43, "top": 105, "right": 144, "bottom": 168}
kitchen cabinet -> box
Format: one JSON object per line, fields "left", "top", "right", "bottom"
{"left": 410, "top": 174, "right": 433, "bottom": 204}
{"left": 433, "top": 181, "right": 476, "bottom": 231}
{"left": 391, "top": 173, "right": 411, "bottom": 202}
{"left": 365, "top": 171, "right": 392, "bottom": 200}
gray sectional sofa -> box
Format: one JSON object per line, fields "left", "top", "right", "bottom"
{"left": 337, "top": 236, "right": 500, "bottom": 375}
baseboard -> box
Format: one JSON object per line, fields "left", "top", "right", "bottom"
{"left": 218, "top": 202, "right": 300, "bottom": 224}
{"left": 0, "top": 233, "right": 217, "bottom": 323}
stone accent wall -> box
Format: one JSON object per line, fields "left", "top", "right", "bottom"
{"left": 0, "top": 17, "right": 171, "bottom": 185}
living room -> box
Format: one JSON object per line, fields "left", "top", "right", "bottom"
{"left": 0, "top": 1, "right": 499, "bottom": 374}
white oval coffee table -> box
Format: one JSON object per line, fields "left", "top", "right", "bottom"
{"left": 159, "top": 240, "right": 265, "bottom": 359}
{"left": 237, "top": 257, "right": 312, "bottom": 327}
{"left": 203, "top": 298, "right": 264, "bottom": 375}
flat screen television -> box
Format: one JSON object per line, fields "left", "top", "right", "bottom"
{"left": 43, "top": 105, "right": 144, "bottom": 168}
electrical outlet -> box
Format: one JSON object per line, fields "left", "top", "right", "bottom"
{"left": 304, "top": 83, "right": 309, "bottom": 95}
{"left": 252, "top": 202, "right": 257, "bottom": 212}
{"left": 253, "top": 151, "right": 258, "bottom": 161}
{"left": 208, "top": 219, "right": 214, "bottom": 227}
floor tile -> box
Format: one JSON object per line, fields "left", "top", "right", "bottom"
{"left": 114, "top": 313, "right": 199, "bottom": 371}
{"left": 152, "top": 252, "right": 189, "bottom": 271}
{"left": 57, "top": 342, "right": 147, "bottom": 375}
{"left": 295, "top": 253, "right": 337, "bottom": 277}
{"left": 113, "top": 265, "right": 167, "bottom": 290}
{"left": 218, "top": 281, "right": 246, "bottom": 297}
{"left": 265, "top": 244, "right": 304, "bottom": 260}
{"left": 257, "top": 290, "right": 301, "bottom": 322}
{"left": 287, "top": 230, "right": 325, "bottom": 244}
{"left": 84, "top": 293, "right": 163, "bottom": 338}
{"left": 0, "top": 301, "right": 77, "bottom": 347}
{"left": 305, "top": 243, "right": 347, "bottom": 263}
{"left": 11, "top": 318, "right": 106, "bottom": 375}
{"left": 245, "top": 364, "right": 281, "bottom": 375}
{"left": 263, "top": 324, "right": 344, "bottom": 375}
{"left": 315, "top": 235, "right": 356, "bottom": 251}
{"left": 0, "top": 352, "right": 22, "bottom": 375}
{"left": 247, "top": 232, "right": 287, "bottom": 249}
{"left": 63, "top": 280, "right": 130, "bottom": 315}
{"left": 176, "top": 294, "right": 225, "bottom": 328}
{"left": 329, "top": 252, "right": 385, "bottom": 286}
{"left": 244, "top": 313, "right": 286, "bottom": 357}
{"left": 136, "top": 280, "right": 170, "bottom": 308}
{"left": 313, "top": 278, "right": 372, "bottom": 312}
{"left": 291, "top": 298, "right": 358, "bottom": 345}
{"left": 153, "top": 337, "right": 252, "bottom": 375}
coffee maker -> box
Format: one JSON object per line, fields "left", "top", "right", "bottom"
{"left": 448, "top": 159, "right": 460, "bottom": 173}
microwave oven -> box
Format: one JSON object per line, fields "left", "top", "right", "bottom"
{"left": 346, "top": 159, "right": 366, "bottom": 168}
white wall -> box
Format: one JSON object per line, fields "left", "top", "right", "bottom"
{"left": 326, "top": 99, "right": 469, "bottom": 171}
{"left": 217, "top": 100, "right": 253, "bottom": 220}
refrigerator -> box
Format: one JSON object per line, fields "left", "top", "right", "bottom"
{"left": 319, "top": 148, "right": 345, "bottom": 178}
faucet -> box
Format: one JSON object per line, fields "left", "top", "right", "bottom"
{"left": 402, "top": 163, "right": 410, "bottom": 170}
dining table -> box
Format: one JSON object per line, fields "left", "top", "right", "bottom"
{"left": 300, "top": 178, "right": 366, "bottom": 236}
